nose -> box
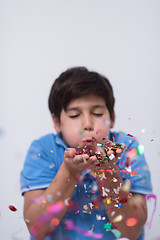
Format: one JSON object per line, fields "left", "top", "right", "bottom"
{"left": 82, "top": 114, "right": 94, "bottom": 132}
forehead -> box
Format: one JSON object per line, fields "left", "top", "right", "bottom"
{"left": 66, "top": 94, "right": 106, "bottom": 109}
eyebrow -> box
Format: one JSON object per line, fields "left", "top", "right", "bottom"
{"left": 66, "top": 105, "right": 105, "bottom": 112}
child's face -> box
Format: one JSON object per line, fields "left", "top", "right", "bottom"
{"left": 53, "top": 95, "right": 114, "bottom": 148}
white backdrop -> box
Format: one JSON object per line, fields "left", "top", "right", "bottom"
{"left": 0, "top": 0, "right": 160, "bottom": 239}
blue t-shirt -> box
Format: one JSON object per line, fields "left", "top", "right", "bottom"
{"left": 20, "top": 131, "right": 152, "bottom": 240}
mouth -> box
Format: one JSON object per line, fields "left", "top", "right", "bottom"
{"left": 83, "top": 139, "right": 95, "bottom": 146}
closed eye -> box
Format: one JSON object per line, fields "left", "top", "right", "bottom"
{"left": 69, "top": 114, "right": 80, "bottom": 118}
{"left": 93, "top": 113, "right": 103, "bottom": 117}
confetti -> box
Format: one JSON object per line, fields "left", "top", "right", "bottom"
{"left": 126, "top": 217, "right": 137, "bottom": 226}
{"left": 126, "top": 145, "right": 144, "bottom": 159}
{"left": 109, "top": 154, "right": 115, "bottom": 160}
{"left": 113, "top": 215, "right": 123, "bottom": 223}
{"left": 89, "top": 225, "right": 94, "bottom": 232}
{"left": 120, "top": 180, "right": 131, "bottom": 193}
{"left": 127, "top": 134, "right": 133, "bottom": 137}
{"left": 146, "top": 194, "right": 157, "bottom": 229}
{"left": 49, "top": 163, "right": 55, "bottom": 169}
{"left": 46, "top": 201, "right": 64, "bottom": 214}
{"left": 106, "top": 198, "right": 112, "bottom": 204}
{"left": 108, "top": 229, "right": 121, "bottom": 238}
{"left": 119, "top": 197, "right": 127, "bottom": 203}
{"left": 141, "top": 128, "right": 146, "bottom": 134}
{"left": 65, "top": 219, "right": 103, "bottom": 239}
{"left": 104, "top": 222, "right": 112, "bottom": 229}
{"left": 76, "top": 139, "right": 125, "bottom": 163}
{"left": 50, "top": 217, "right": 60, "bottom": 226}
{"left": 101, "top": 187, "right": 109, "bottom": 197}
{"left": 9, "top": 205, "right": 17, "bottom": 212}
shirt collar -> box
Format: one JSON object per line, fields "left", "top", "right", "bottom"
{"left": 55, "top": 133, "right": 68, "bottom": 149}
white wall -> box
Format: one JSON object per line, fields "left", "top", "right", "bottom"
{"left": 0, "top": 0, "right": 160, "bottom": 239}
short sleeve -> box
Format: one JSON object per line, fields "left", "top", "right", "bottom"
{"left": 116, "top": 132, "right": 152, "bottom": 195}
{"left": 20, "top": 139, "right": 58, "bottom": 195}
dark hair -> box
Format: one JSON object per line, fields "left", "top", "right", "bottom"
{"left": 48, "top": 67, "right": 115, "bottom": 122}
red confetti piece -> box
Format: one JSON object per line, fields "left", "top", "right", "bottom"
{"left": 112, "top": 133, "right": 115, "bottom": 142}
{"left": 119, "top": 197, "right": 128, "bottom": 203}
{"left": 150, "top": 139, "right": 154, "bottom": 142}
{"left": 111, "top": 223, "right": 118, "bottom": 229}
{"left": 125, "top": 157, "right": 130, "bottom": 167}
{"left": 127, "top": 134, "right": 133, "bottom": 137}
{"left": 130, "top": 170, "right": 137, "bottom": 175}
{"left": 126, "top": 217, "right": 137, "bottom": 226}
{"left": 9, "top": 205, "right": 17, "bottom": 212}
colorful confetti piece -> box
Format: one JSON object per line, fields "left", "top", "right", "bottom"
{"left": 9, "top": 205, "right": 17, "bottom": 212}
{"left": 146, "top": 194, "right": 157, "bottom": 229}
{"left": 126, "top": 217, "right": 137, "bottom": 227}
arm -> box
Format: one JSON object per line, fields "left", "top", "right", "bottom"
{"left": 23, "top": 148, "right": 99, "bottom": 240}
{"left": 96, "top": 150, "right": 147, "bottom": 240}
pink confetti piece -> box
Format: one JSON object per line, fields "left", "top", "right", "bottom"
{"left": 46, "top": 201, "right": 64, "bottom": 214}
{"left": 146, "top": 194, "right": 157, "bottom": 229}
{"left": 65, "top": 219, "right": 103, "bottom": 239}
{"left": 31, "top": 201, "right": 65, "bottom": 236}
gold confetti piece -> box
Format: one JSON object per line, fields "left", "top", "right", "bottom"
{"left": 83, "top": 209, "right": 91, "bottom": 214}
{"left": 24, "top": 218, "right": 30, "bottom": 223}
{"left": 113, "top": 215, "right": 123, "bottom": 223}
{"left": 83, "top": 205, "right": 88, "bottom": 210}
{"left": 38, "top": 153, "right": 40, "bottom": 157}
{"left": 89, "top": 225, "right": 94, "bottom": 232}
{"left": 50, "top": 150, "right": 54, "bottom": 153}
{"left": 106, "top": 198, "right": 112, "bottom": 204}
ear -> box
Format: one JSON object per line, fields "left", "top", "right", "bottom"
{"left": 110, "top": 112, "right": 115, "bottom": 128}
{"left": 110, "top": 120, "right": 115, "bottom": 128}
{"left": 51, "top": 114, "right": 61, "bottom": 133}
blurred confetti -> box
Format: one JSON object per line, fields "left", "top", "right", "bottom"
{"left": 9, "top": 205, "right": 17, "bottom": 212}
{"left": 65, "top": 219, "right": 103, "bottom": 239}
{"left": 126, "top": 217, "right": 137, "bottom": 227}
{"left": 146, "top": 194, "right": 157, "bottom": 229}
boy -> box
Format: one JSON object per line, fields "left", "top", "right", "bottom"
{"left": 20, "top": 67, "right": 152, "bottom": 240}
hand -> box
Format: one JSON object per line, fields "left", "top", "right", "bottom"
{"left": 63, "top": 148, "right": 99, "bottom": 177}
{"left": 95, "top": 147, "right": 124, "bottom": 172}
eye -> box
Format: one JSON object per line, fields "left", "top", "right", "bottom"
{"left": 93, "top": 113, "right": 103, "bottom": 117}
{"left": 69, "top": 114, "right": 80, "bottom": 118}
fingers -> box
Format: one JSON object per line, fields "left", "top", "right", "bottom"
{"left": 88, "top": 156, "right": 99, "bottom": 169}
{"left": 73, "top": 154, "right": 99, "bottom": 169}
{"left": 64, "top": 148, "right": 76, "bottom": 158}
{"left": 73, "top": 154, "right": 89, "bottom": 164}
{"left": 107, "top": 148, "right": 123, "bottom": 161}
